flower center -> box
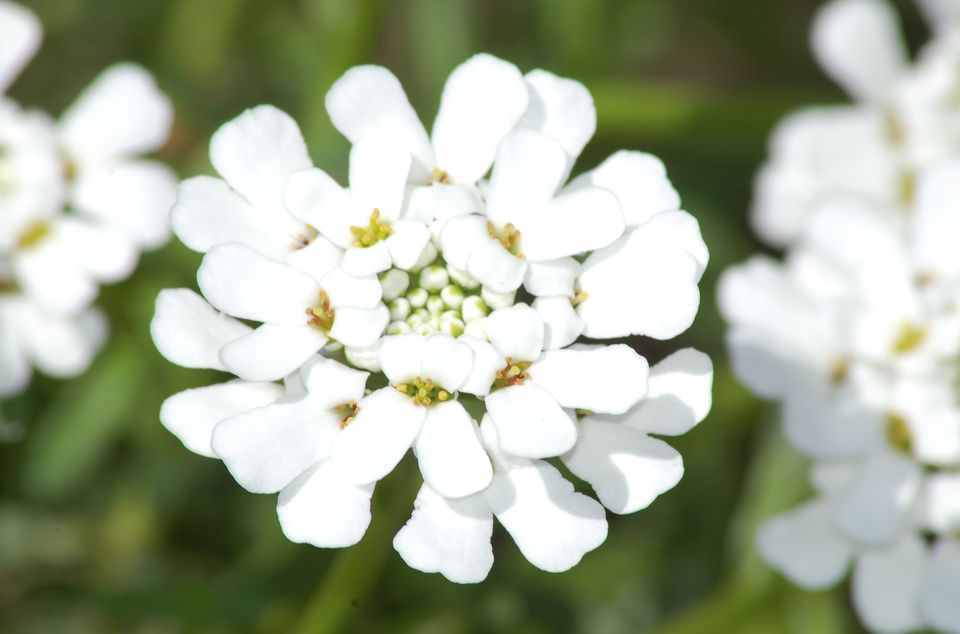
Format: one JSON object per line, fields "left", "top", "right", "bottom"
{"left": 487, "top": 221, "right": 523, "bottom": 258}
{"left": 383, "top": 258, "right": 493, "bottom": 338}
{"left": 885, "top": 413, "right": 912, "bottom": 455}
{"left": 491, "top": 359, "right": 531, "bottom": 391}
{"left": 17, "top": 221, "right": 51, "bottom": 250}
{"left": 336, "top": 400, "right": 360, "bottom": 428}
{"left": 306, "top": 290, "right": 335, "bottom": 332}
{"left": 395, "top": 377, "right": 453, "bottom": 407}
{"left": 430, "top": 167, "right": 449, "bottom": 185}
{"left": 350, "top": 209, "right": 392, "bottom": 248}
{"left": 891, "top": 322, "right": 927, "bottom": 355}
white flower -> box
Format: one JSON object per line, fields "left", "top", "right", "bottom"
{"left": 0, "top": 2, "right": 174, "bottom": 395}
{"left": 155, "top": 54, "right": 711, "bottom": 583}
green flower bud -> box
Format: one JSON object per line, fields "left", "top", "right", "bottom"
{"left": 440, "top": 284, "right": 465, "bottom": 309}
{"left": 440, "top": 317, "right": 466, "bottom": 337}
{"left": 427, "top": 294, "right": 445, "bottom": 315}
{"left": 419, "top": 264, "right": 450, "bottom": 291}
{"left": 446, "top": 263, "right": 480, "bottom": 289}
{"left": 389, "top": 297, "right": 411, "bottom": 321}
{"left": 461, "top": 295, "right": 489, "bottom": 322}
{"left": 464, "top": 317, "right": 487, "bottom": 339}
{"left": 407, "top": 287, "right": 428, "bottom": 308}
{"left": 386, "top": 320, "right": 412, "bottom": 335}
{"left": 482, "top": 286, "right": 515, "bottom": 310}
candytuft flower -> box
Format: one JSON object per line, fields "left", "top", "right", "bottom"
{"left": 0, "top": 1, "right": 175, "bottom": 396}
{"left": 154, "top": 53, "right": 711, "bottom": 583}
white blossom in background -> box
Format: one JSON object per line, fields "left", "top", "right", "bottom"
{"left": 751, "top": 0, "right": 960, "bottom": 247}
{"left": 153, "top": 53, "right": 711, "bottom": 582}
{"left": 723, "top": 132, "right": 960, "bottom": 633}
{"left": 0, "top": 1, "right": 176, "bottom": 397}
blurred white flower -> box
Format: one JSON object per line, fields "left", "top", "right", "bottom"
{"left": 0, "top": 1, "right": 175, "bottom": 396}
{"left": 154, "top": 54, "right": 711, "bottom": 583}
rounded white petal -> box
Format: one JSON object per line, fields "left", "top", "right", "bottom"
{"left": 519, "top": 69, "right": 596, "bottom": 163}
{"left": 13, "top": 232, "right": 97, "bottom": 315}
{"left": 56, "top": 217, "right": 138, "bottom": 283}
{"left": 485, "top": 461, "right": 607, "bottom": 572}
{"left": 151, "top": 288, "right": 251, "bottom": 371}
{"left": 283, "top": 167, "right": 364, "bottom": 248}
{"left": 319, "top": 268, "right": 382, "bottom": 309}
{"left": 331, "top": 387, "right": 426, "bottom": 485}
{"left": 212, "top": 396, "right": 341, "bottom": 493}
{"left": 209, "top": 105, "right": 312, "bottom": 218}
{"left": 173, "top": 176, "right": 295, "bottom": 259}
{"left": 919, "top": 540, "right": 960, "bottom": 633}
{"left": 71, "top": 160, "right": 177, "bottom": 250}
{"left": 393, "top": 484, "right": 494, "bottom": 584}
{"left": 484, "top": 304, "right": 544, "bottom": 362}
{"left": 919, "top": 472, "right": 960, "bottom": 534}
{"left": 531, "top": 344, "right": 649, "bottom": 415}
{"left": 756, "top": 499, "right": 854, "bottom": 589}
{"left": 197, "top": 243, "right": 319, "bottom": 325}
{"left": 324, "top": 65, "right": 434, "bottom": 179}
{"left": 379, "top": 333, "right": 426, "bottom": 385}
{"left": 513, "top": 187, "right": 624, "bottom": 261}
{"left": 220, "top": 323, "right": 328, "bottom": 382}
{"left": 566, "top": 150, "right": 680, "bottom": 226}
{"left": 0, "top": 1, "right": 41, "bottom": 93}
{"left": 385, "top": 219, "right": 430, "bottom": 270}
{"left": 563, "top": 418, "right": 683, "bottom": 514}
{"left": 913, "top": 161, "right": 960, "bottom": 278}
{"left": 19, "top": 304, "right": 106, "bottom": 379}
{"left": 60, "top": 63, "right": 172, "bottom": 162}
{"left": 329, "top": 305, "right": 389, "bottom": 348}
{"left": 523, "top": 258, "right": 580, "bottom": 298}
{"left": 159, "top": 381, "right": 283, "bottom": 458}
{"left": 484, "top": 383, "right": 577, "bottom": 458}
{"left": 852, "top": 535, "right": 927, "bottom": 634}
{"left": 278, "top": 460, "right": 375, "bottom": 548}
{"left": 485, "top": 129, "right": 567, "bottom": 224}
{"left": 457, "top": 336, "right": 505, "bottom": 396}
{"left": 420, "top": 333, "right": 473, "bottom": 390}
{"left": 432, "top": 54, "right": 528, "bottom": 183}
{"left": 440, "top": 214, "right": 492, "bottom": 270}
{"left": 301, "top": 357, "right": 369, "bottom": 409}
{"left": 466, "top": 239, "right": 527, "bottom": 293}
{"left": 415, "top": 402, "right": 492, "bottom": 498}
{"left": 812, "top": 0, "right": 907, "bottom": 102}
{"left": 533, "top": 296, "right": 583, "bottom": 350}
{"left": 348, "top": 134, "right": 411, "bottom": 220}
{"left": 622, "top": 348, "right": 713, "bottom": 436}
{"left": 341, "top": 242, "right": 392, "bottom": 277}
{"left": 286, "top": 235, "right": 343, "bottom": 281}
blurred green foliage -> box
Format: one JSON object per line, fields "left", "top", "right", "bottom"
{"left": 1, "top": 0, "right": 930, "bottom": 632}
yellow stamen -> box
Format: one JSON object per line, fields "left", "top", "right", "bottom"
{"left": 891, "top": 322, "right": 926, "bottom": 355}
{"left": 349, "top": 209, "right": 393, "bottom": 248}
{"left": 17, "top": 221, "right": 51, "bottom": 250}
{"left": 306, "top": 290, "right": 335, "bottom": 332}
{"left": 486, "top": 221, "right": 523, "bottom": 258}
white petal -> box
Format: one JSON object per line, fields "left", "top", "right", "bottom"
{"left": 329, "top": 305, "right": 389, "bottom": 348}
{"left": 13, "top": 231, "right": 97, "bottom": 315}
{"left": 0, "top": 1, "right": 41, "bottom": 93}
{"left": 319, "top": 268, "right": 382, "bottom": 309}
{"left": 566, "top": 151, "right": 680, "bottom": 226}
{"left": 159, "top": 381, "right": 283, "bottom": 458}
{"left": 919, "top": 472, "right": 960, "bottom": 534}
{"left": 379, "top": 333, "right": 426, "bottom": 385}
{"left": 852, "top": 535, "right": 927, "bottom": 634}
{"left": 71, "top": 160, "right": 177, "bottom": 250}
{"left": 457, "top": 336, "right": 505, "bottom": 397}
{"left": 283, "top": 167, "right": 364, "bottom": 248}
{"left": 331, "top": 388, "right": 426, "bottom": 484}
{"left": 220, "top": 323, "right": 327, "bottom": 382}
{"left": 348, "top": 134, "right": 411, "bottom": 220}
{"left": 0, "top": 301, "right": 30, "bottom": 396}
{"left": 781, "top": 379, "right": 882, "bottom": 460}
{"left": 523, "top": 258, "right": 580, "bottom": 298}
{"left": 466, "top": 238, "right": 527, "bottom": 293}
{"left": 485, "top": 461, "right": 607, "bottom": 572}
{"left": 278, "top": 460, "right": 374, "bottom": 548}
{"left": 60, "top": 64, "right": 172, "bottom": 162}
{"left": 639, "top": 210, "right": 709, "bottom": 278}
{"left": 563, "top": 419, "right": 683, "bottom": 514}
{"left": 419, "top": 333, "right": 473, "bottom": 390}
{"left": 341, "top": 242, "right": 392, "bottom": 277}
{"left": 385, "top": 219, "right": 430, "bottom": 270}
{"left": 519, "top": 69, "right": 596, "bottom": 163}
{"left": 393, "top": 484, "right": 494, "bottom": 584}
{"left": 19, "top": 304, "right": 105, "bottom": 379}
{"left": 513, "top": 187, "right": 624, "bottom": 261}
{"left": 212, "top": 396, "right": 341, "bottom": 493}
{"left": 485, "top": 129, "right": 567, "bottom": 224}
{"left": 812, "top": 0, "right": 907, "bottom": 102}
{"left": 286, "top": 235, "right": 343, "bottom": 281}
{"left": 426, "top": 182, "right": 484, "bottom": 221}
{"left": 56, "top": 217, "right": 138, "bottom": 283}
{"left": 533, "top": 296, "right": 583, "bottom": 349}
{"left": 484, "top": 383, "right": 577, "bottom": 458}
{"left": 301, "top": 357, "right": 369, "bottom": 409}
{"left": 913, "top": 160, "right": 960, "bottom": 278}
{"left": 209, "top": 105, "right": 312, "bottom": 219}
{"left": 578, "top": 225, "right": 701, "bottom": 340}
{"left": 756, "top": 499, "right": 853, "bottom": 589}
{"left": 439, "top": 214, "right": 491, "bottom": 270}
{"left": 415, "top": 402, "right": 492, "bottom": 498}
{"left": 919, "top": 540, "right": 960, "bottom": 634}
{"left": 531, "top": 344, "right": 649, "bottom": 415}
{"left": 151, "top": 288, "right": 251, "bottom": 371}
{"left": 482, "top": 305, "right": 541, "bottom": 363}
{"left": 197, "top": 243, "right": 319, "bottom": 325}
{"left": 325, "top": 65, "right": 434, "bottom": 180}
{"left": 172, "top": 176, "right": 295, "bottom": 259}
{"left": 431, "top": 54, "right": 528, "bottom": 183}
{"left": 621, "top": 348, "right": 713, "bottom": 436}
{"left": 832, "top": 450, "right": 922, "bottom": 546}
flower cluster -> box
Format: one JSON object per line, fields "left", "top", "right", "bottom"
{"left": 0, "top": 1, "right": 175, "bottom": 397}
{"left": 152, "top": 54, "right": 712, "bottom": 581}
{"left": 722, "top": 1, "right": 960, "bottom": 632}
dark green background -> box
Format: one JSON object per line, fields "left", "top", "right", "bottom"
{"left": 1, "top": 1, "right": 929, "bottom": 632}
